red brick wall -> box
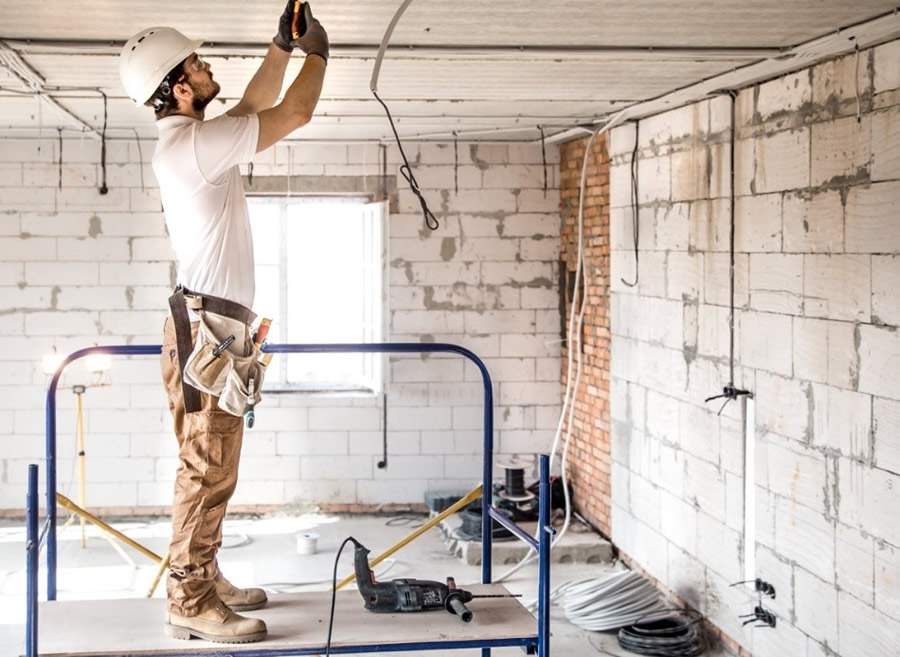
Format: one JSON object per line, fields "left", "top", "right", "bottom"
{"left": 558, "top": 135, "right": 612, "bottom": 535}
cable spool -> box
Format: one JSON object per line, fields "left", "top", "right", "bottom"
{"left": 617, "top": 612, "right": 706, "bottom": 656}
{"left": 456, "top": 506, "right": 514, "bottom": 542}
{"left": 497, "top": 458, "right": 535, "bottom": 503}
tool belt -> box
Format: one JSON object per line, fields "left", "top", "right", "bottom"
{"left": 168, "top": 286, "right": 267, "bottom": 416}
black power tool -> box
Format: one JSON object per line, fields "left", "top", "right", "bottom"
{"left": 351, "top": 538, "right": 516, "bottom": 623}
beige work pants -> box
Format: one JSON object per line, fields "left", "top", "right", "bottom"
{"left": 161, "top": 316, "right": 244, "bottom": 616}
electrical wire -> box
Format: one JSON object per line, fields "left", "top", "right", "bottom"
{"left": 539, "top": 125, "right": 548, "bottom": 197}
{"left": 220, "top": 533, "right": 252, "bottom": 549}
{"left": 259, "top": 558, "right": 398, "bottom": 592}
{"left": 495, "top": 110, "right": 629, "bottom": 584}
{"left": 525, "top": 571, "right": 668, "bottom": 632}
{"left": 324, "top": 536, "right": 357, "bottom": 657}
{"left": 385, "top": 515, "right": 424, "bottom": 528}
{"left": 373, "top": 90, "right": 438, "bottom": 230}
{"left": 57, "top": 127, "right": 63, "bottom": 189}
{"left": 704, "top": 91, "right": 751, "bottom": 415}
{"left": 370, "top": 0, "right": 438, "bottom": 230}
{"left": 617, "top": 610, "right": 706, "bottom": 656}
{"left": 854, "top": 42, "right": 862, "bottom": 124}
{"left": 453, "top": 131, "right": 459, "bottom": 194}
{"left": 621, "top": 120, "right": 640, "bottom": 287}
{"left": 98, "top": 90, "right": 108, "bottom": 194}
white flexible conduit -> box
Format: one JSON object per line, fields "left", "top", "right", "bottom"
{"left": 495, "top": 107, "right": 631, "bottom": 584}
{"left": 371, "top": 0, "right": 637, "bottom": 584}
{"left": 369, "top": 0, "right": 415, "bottom": 94}
{"left": 529, "top": 571, "right": 667, "bottom": 632}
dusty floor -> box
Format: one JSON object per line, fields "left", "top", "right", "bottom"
{"left": 0, "top": 513, "right": 730, "bottom": 656}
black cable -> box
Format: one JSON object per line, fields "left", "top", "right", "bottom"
{"left": 727, "top": 91, "right": 736, "bottom": 387}
{"left": 372, "top": 89, "right": 438, "bottom": 230}
{"left": 98, "top": 90, "right": 109, "bottom": 195}
{"left": 539, "top": 125, "right": 548, "bottom": 197}
{"left": 57, "top": 128, "right": 63, "bottom": 189}
{"left": 385, "top": 515, "right": 424, "bottom": 528}
{"left": 324, "top": 536, "right": 358, "bottom": 657}
{"left": 621, "top": 120, "right": 640, "bottom": 287}
{"left": 377, "top": 392, "right": 388, "bottom": 469}
{"left": 704, "top": 91, "right": 750, "bottom": 416}
{"left": 453, "top": 131, "right": 459, "bottom": 195}
{"left": 617, "top": 610, "right": 706, "bottom": 657}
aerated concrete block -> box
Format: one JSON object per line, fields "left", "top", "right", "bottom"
{"left": 871, "top": 106, "right": 900, "bottom": 182}
{"left": 810, "top": 115, "right": 872, "bottom": 187}
{"left": 803, "top": 254, "right": 871, "bottom": 322}
{"left": 845, "top": 181, "right": 900, "bottom": 253}
{"left": 794, "top": 568, "right": 838, "bottom": 648}
{"left": 740, "top": 310, "right": 792, "bottom": 376}
{"left": 749, "top": 253, "right": 802, "bottom": 314}
{"left": 858, "top": 325, "right": 900, "bottom": 401}
{"left": 874, "top": 397, "right": 900, "bottom": 475}
{"left": 751, "top": 129, "right": 811, "bottom": 194}
{"left": 782, "top": 190, "right": 844, "bottom": 253}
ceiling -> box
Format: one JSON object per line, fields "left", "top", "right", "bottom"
{"left": 0, "top": 1, "right": 898, "bottom": 142}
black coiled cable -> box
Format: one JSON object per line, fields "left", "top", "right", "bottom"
{"left": 372, "top": 89, "right": 438, "bottom": 231}
{"left": 617, "top": 612, "right": 706, "bottom": 657}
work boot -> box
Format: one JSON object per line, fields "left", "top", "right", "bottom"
{"left": 215, "top": 571, "right": 268, "bottom": 611}
{"left": 165, "top": 601, "right": 267, "bottom": 643}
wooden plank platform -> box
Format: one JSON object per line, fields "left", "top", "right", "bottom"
{"left": 30, "top": 584, "right": 538, "bottom": 656}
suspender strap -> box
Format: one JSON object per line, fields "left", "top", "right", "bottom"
{"left": 167, "top": 286, "right": 257, "bottom": 414}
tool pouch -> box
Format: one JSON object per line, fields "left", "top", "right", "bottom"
{"left": 183, "top": 306, "right": 267, "bottom": 417}
{"left": 218, "top": 356, "right": 268, "bottom": 416}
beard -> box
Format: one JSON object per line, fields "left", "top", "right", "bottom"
{"left": 190, "top": 78, "right": 221, "bottom": 112}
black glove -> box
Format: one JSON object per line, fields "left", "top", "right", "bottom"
{"left": 273, "top": 0, "right": 297, "bottom": 53}
{"left": 293, "top": 3, "right": 329, "bottom": 62}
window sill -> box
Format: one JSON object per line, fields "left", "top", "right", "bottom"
{"left": 262, "top": 383, "right": 380, "bottom": 399}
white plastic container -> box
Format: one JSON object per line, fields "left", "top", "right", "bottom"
{"left": 296, "top": 532, "right": 319, "bottom": 555}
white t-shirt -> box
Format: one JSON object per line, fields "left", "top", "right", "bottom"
{"left": 153, "top": 113, "right": 260, "bottom": 310}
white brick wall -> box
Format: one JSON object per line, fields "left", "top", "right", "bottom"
{"left": 0, "top": 139, "right": 561, "bottom": 510}
{"left": 609, "top": 41, "right": 900, "bottom": 657}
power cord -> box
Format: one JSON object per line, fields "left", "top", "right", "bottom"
{"left": 324, "top": 536, "right": 359, "bottom": 657}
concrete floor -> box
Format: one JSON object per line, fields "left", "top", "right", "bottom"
{"left": 0, "top": 513, "right": 730, "bottom": 656}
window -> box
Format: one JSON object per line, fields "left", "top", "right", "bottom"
{"left": 248, "top": 196, "right": 386, "bottom": 393}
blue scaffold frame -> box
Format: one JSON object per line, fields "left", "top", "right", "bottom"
{"left": 24, "top": 342, "right": 553, "bottom": 657}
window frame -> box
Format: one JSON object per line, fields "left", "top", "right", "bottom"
{"left": 246, "top": 193, "right": 388, "bottom": 397}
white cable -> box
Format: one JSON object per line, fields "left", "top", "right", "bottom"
{"left": 525, "top": 571, "right": 668, "bottom": 632}
{"left": 259, "top": 558, "right": 398, "bottom": 592}
{"left": 367, "top": 0, "right": 630, "bottom": 583}
{"left": 495, "top": 110, "right": 631, "bottom": 583}
{"left": 369, "top": 0, "right": 415, "bottom": 93}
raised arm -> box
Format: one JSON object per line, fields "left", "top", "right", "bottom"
{"left": 256, "top": 4, "right": 328, "bottom": 152}
{"left": 227, "top": 1, "right": 299, "bottom": 117}
{"left": 227, "top": 43, "right": 290, "bottom": 117}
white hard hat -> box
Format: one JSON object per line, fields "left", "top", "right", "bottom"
{"left": 119, "top": 27, "right": 203, "bottom": 105}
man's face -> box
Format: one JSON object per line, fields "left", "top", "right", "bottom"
{"left": 181, "top": 53, "right": 220, "bottom": 112}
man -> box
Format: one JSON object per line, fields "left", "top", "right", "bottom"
{"left": 118, "top": 2, "right": 328, "bottom": 644}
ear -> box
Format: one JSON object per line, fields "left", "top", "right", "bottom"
{"left": 173, "top": 79, "right": 192, "bottom": 104}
